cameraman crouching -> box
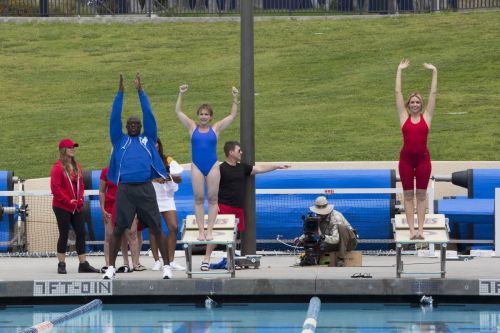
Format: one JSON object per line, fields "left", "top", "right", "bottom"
{"left": 295, "top": 196, "right": 358, "bottom": 267}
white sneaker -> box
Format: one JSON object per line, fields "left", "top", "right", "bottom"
{"left": 103, "top": 266, "right": 116, "bottom": 280}
{"left": 162, "top": 265, "right": 172, "bottom": 279}
{"left": 152, "top": 260, "right": 162, "bottom": 271}
{"left": 169, "top": 261, "right": 186, "bottom": 271}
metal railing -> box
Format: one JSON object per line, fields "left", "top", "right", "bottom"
{"left": 1, "top": 0, "right": 170, "bottom": 16}
{"left": 1, "top": 0, "right": 499, "bottom": 16}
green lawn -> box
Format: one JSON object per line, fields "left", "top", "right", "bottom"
{"left": 0, "top": 12, "right": 499, "bottom": 179}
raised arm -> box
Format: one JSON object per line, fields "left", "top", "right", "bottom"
{"left": 110, "top": 74, "right": 125, "bottom": 145}
{"left": 175, "top": 84, "right": 196, "bottom": 133}
{"left": 251, "top": 164, "right": 291, "bottom": 176}
{"left": 423, "top": 63, "right": 437, "bottom": 126}
{"left": 395, "top": 59, "right": 410, "bottom": 126}
{"left": 135, "top": 73, "right": 157, "bottom": 141}
{"left": 213, "top": 87, "right": 239, "bottom": 134}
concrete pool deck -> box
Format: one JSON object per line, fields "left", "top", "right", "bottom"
{"left": 3, "top": 160, "right": 500, "bottom": 303}
{"left": 1, "top": 253, "right": 500, "bottom": 302}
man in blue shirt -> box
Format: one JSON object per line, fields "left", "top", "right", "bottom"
{"left": 104, "top": 73, "right": 172, "bottom": 280}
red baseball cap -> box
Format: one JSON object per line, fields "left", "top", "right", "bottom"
{"left": 58, "top": 138, "right": 79, "bottom": 149}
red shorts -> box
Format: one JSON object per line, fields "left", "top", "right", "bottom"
{"left": 137, "top": 221, "right": 145, "bottom": 232}
{"left": 218, "top": 203, "right": 245, "bottom": 232}
{"left": 399, "top": 151, "right": 432, "bottom": 190}
{"left": 106, "top": 204, "right": 116, "bottom": 227}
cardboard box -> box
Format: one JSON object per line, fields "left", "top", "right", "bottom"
{"left": 319, "top": 251, "right": 362, "bottom": 267}
{"left": 470, "top": 250, "right": 495, "bottom": 257}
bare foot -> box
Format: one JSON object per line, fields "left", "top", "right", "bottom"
{"left": 417, "top": 234, "right": 425, "bottom": 240}
{"left": 197, "top": 232, "right": 206, "bottom": 241}
{"left": 205, "top": 232, "right": 213, "bottom": 241}
{"left": 410, "top": 233, "right": 418, "bottom": 240}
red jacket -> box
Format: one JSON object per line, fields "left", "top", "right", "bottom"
{"left": 50, "top": 160, "right": 84, "bottom": 213}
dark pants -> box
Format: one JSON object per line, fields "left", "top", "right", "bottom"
{"left": 321, "top": 224, "right": 358, "bottom": 259}
{"left": 53, "top": 206, "right": 86, "bottom": 255}
{"left": 114, "top": 182, "right": 162, "bottom": 234}
{"left": 111, "top": 182, "right": 169, "bottom": 266}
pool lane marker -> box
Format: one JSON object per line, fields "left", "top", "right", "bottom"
{"left": 301, "top": 296, "right": 321, "bottom": 333}
{"left": 18, "top": 299, "right": 102, "bottom": 333}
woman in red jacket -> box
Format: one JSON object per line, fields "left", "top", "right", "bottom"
{"left": 50, "top": 138, "right": 98, "bottom": 274}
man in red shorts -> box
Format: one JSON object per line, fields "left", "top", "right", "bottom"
{"left": 200, "top": 141, "right": 290, "bottom": 271}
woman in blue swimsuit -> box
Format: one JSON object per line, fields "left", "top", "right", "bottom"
{"left": 176, "top": 84, "right": 239, "bottom": 241}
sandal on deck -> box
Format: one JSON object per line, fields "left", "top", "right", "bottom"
{"left": 200, "top": 261, "right": 210, "bottom": 271}
{"left": 117, "top": 265, "right": 132, "bottom": 273}
{"left": 351, "top": 273, "right": 372, "bottom": 279}
{"left": 133, "top": 264, "right": 147, "bottom": 272}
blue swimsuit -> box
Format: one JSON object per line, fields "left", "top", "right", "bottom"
{"left": 191, "top": 126, "right": 218, "bottom": 176}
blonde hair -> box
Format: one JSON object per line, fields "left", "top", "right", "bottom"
{"left": 59, "top": 148, "right": 80, "bottom": 177}
{"left": 405, "top": 92, "right": 425, "bottom": 115}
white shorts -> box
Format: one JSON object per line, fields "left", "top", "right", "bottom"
{"left": 153, "top": 181, "right": 177, "bottom": 212}
{"left": 158, "top": 197, "right": 176, "bottom": 212}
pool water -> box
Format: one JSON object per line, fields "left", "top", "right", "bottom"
{"left": 2, "top": 302, "right": 500, "bottom": 333}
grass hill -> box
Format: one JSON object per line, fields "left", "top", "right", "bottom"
{"left": 0, "top": 11, "right": 499, "bottom": 179}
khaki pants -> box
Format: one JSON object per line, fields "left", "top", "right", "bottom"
{"left": 321, "top": 224, "right": 358, "bottom": 259}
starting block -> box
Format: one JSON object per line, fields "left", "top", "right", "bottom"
{"left": 393, "top": 214, "right": 450, "bottom": 278}
{"left": 235, "top": 255, "right": 261, "bottom": 269}
{"left": 180, "top": 214, "right": 238, "bottom": 278}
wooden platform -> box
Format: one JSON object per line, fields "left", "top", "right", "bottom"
{"left": 393, "top": 214, "right": 450, "bottom": 278}
{"left": 393, "top": 214, "right": 449, "bottom": 243}
{"left": 180, "top": 214, "right": 237, "bottom": 278}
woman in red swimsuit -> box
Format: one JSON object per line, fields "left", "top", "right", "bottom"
{"left": 395, "top": 59, "right": 437, "bottom": 240}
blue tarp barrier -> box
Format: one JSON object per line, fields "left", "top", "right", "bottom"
{"left": 86, "top": 169, "right": 396, "bottom": 250}
{"left": 435, "top": 198, "right": 494, "bottom": 246}
{"left": 0, "top": 171, "right": 14, "bottom": 252}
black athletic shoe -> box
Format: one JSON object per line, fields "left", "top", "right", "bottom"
{"left": 78, "top": 261, "right": 99, "bottom": 273}
{"left": 58, "top": 262, "right": 67, "bottom": 274}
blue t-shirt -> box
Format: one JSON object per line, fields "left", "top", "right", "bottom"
{"left": 119, "top": 137, "right": 152, "bottom": 183}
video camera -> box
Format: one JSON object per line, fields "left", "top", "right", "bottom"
{"left": 300, "top": 213, "right": 322, "bottom": 266}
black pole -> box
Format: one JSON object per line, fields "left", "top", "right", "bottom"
{"left": 240, "top": 0, "right": 256, "bottom": 256}
{"left": 39, "top": 0, "right": 49, "bottom": 16}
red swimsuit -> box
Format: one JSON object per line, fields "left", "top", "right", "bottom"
{"left": 398, "top": 115, "right": 432, "bottom": 190}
